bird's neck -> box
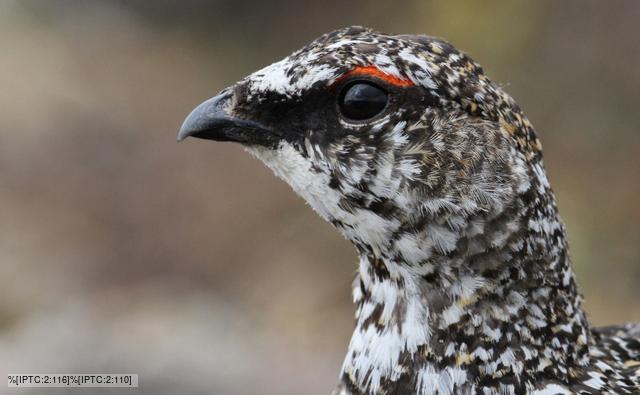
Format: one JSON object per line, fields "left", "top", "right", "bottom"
{"left": 339, "top": 168, "right": 592, "bottom": 393}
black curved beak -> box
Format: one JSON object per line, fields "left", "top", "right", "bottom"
{"left": 177, "top": 90, "right": 276, "bottom": 146}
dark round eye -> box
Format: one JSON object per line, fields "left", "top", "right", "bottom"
{"left": 338, "top": 81, "right": 388, "bottom": 121}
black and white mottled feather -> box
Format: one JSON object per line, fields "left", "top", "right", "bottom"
{"left": 178, "top": 26, "right": 640, "bottom": 394}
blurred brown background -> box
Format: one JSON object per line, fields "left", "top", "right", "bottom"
{"left": 1, "top": 1, "right": 639, "bottom": 394}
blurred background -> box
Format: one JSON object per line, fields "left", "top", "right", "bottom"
{"left": 1, "top": 1, "right": 639, "bottom": 394}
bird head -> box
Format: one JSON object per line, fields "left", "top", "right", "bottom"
{"left": 179, "top": 26, "right": 547, "bottom": 261}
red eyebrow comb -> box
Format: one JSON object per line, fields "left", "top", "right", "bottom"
{"left": 331, "top": 65, "right": 414, "bottom": 88}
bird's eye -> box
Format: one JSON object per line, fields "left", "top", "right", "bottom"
{"left": 338, "top": 81, "right": 388, "bottom": 121}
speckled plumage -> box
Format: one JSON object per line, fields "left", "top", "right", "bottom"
{"left": 179, "top": 26, "right": 640, "bottom": 394}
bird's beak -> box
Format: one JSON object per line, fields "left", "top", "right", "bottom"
{"left": 177, "top": 90, "right": 275, "bottom": 146}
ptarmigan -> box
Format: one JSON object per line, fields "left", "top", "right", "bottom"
{"left": 177, "top": 26, "right": 640, "bottom": 395}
